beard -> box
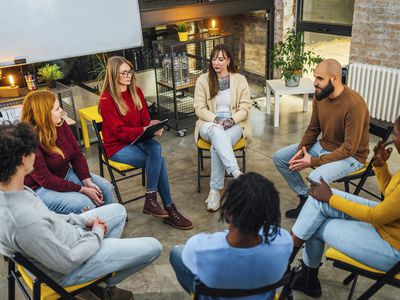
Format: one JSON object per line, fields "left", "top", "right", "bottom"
{"left": 315, "top": 79, "right": 334, "bottom": 101}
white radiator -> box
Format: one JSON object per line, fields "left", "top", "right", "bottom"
{"left": 348, "top": 63, "right": 400, "bottom": 123}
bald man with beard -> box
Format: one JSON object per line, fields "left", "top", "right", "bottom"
{"left": 273, "top": 59, "right": 370, "bottom": 219}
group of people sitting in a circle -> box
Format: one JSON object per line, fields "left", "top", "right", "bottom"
{"left": 0, "top": 44, "right": 399, "bottom": 300}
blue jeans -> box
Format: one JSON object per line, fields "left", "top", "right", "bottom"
{"left": 292, "top": 189, "right": 400, "bottom": 270}
{"left": 36, "top": 168, "right": 115, "bottom": 214}
{"left": 170, "top": 245, "right": 196, "bottom": 294}
{"left": 110, "top": 139, "right": 172, "bottom": 206}
{"left": 59, "top": 203, "right": 163, "bottom": 286}
{"left": 199, "top": 122, "right": 242, "bottom": 190}
{"left": 273, "top": 142, "right": 364, "bottom": 196}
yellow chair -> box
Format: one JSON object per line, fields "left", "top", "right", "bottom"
{"left": 334, "top": 121, "right": 393, "bottom": 200}
{"left": 78, "top": 105, "right": 102, "bottom": 149}
{"left": 326, "top": 247, "right": 400, "bottom": 300}
{"left": 197, "top": 137, "right": 246, "bottom": 193}
{"left": 192, "top": 267, "right": 301, "bottom": 300}
{"left": 91, "top": 120, "right": 146, "bottom": 207}
{"left": 7, "top": 253, "right": 112, "bottom": 300}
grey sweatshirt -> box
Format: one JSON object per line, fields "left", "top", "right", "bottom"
{"left": 0, "top": 187, "right": 104, "bottom": 282}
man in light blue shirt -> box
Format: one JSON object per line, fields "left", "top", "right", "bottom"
{"left": 170, "top": 172, "right": 293, "bottom": 299}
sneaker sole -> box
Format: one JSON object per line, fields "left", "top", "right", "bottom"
{"left": 163, "top": 219, "right": 193, "bottom": 230}
{"left": 206, "top": 207, "right": 220, "bottom": 212}
{"left": 143, "top": 209, "right": 169, "bottom": 218}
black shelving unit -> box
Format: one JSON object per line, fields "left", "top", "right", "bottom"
{"left": 152, "top": 32, "right": 233, "bottom": 136}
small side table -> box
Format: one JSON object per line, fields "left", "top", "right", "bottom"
{"left": 78, "top": 105, "right": 102, "bottom": 148}
{"left": 266, "top": 78, "right": 315, "bottom": 127}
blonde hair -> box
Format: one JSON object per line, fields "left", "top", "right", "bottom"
{"left": 21, "top": 90, "right": 64, "bottom": 158}
{"left": 99, "top": 56, "right": 142, "bottom": 115}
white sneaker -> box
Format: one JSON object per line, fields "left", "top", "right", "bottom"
{"left": 205, "top": 189, "right": 221, "bottom": 212}
{"left": 232, "top": 170, "right": 243, "bottom": 179}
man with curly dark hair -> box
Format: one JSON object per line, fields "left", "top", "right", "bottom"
{"left": 169, "top": 172, "right": 293, "bottom": 300}
{"left": 0, "top": 122, "right": 162, "bottom": 300}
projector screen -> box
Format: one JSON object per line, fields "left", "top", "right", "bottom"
{"left": 0, "top": 0, "right": 143, "bottom": 66}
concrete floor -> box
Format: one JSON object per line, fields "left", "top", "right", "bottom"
{"left": 1, "top": 95, "right": 400, "bottom": 300}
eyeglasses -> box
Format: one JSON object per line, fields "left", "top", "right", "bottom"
{"left": 119, "top": 70, "right": 135, "bottom": 78}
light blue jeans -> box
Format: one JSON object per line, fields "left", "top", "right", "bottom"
{"left": 273, "top": 142, "right": 364, "bottom": 196}
{"left": 111, "top": 139, "right": 173, "bottom": 206}
{"left": 36, "top": 168, "right": 115, "bottom": 214}
{"left": 292, "top": 189, "right": 400, "bottom": 271}
{"left": 199, "top": 112, "right": 243, "bottom": 190}
{"left": 59, "top": 203, "right": 163, "bottom": 286}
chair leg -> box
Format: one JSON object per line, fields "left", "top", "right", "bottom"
{"left": 200, "top": 149, "right": 204, "bottom": 171}
{"left": 107, "top": 168, "right": 123, "bottom": 205}
{"left": 198, "top": 149, "right": 201, "bottom": 193}
{"left": 7, "top": 258, "right": 15, "bottom": 300}
{"left": 347, "top": 274, "right": 358, "bottom": 300}
{"left": 344, "top": 181, "right": 350, "bottom": 193}
{"left": 356, "top": 267, "right": 399, "bottom": 300}
{"left": 142, "top": 168, "right": 146, "bottom": 186}
{"left": 343, "top": 272, "right": 356, "bottom": 285}
{"left": 33, "top": 279, "right": 41, "bottom": 300}
{"left": 242, "top": 148, "right": 246, "bottom": 173}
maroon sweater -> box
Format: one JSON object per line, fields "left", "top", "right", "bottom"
{"left": 99, "top": 87, "right": 151, "bottom": 157}
{"left": 24, "top": 122, "right": 91, "bottom": 192}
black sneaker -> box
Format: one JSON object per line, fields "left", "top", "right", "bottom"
{"left": 90, "top": 285, "right": 134, "bottom": 300}
{"left": 285, "top": 194, "right": 307, "bottom": 219}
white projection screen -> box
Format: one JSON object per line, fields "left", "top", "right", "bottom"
{"left": 0, "top": 0, "right": 143, "bottom": 66}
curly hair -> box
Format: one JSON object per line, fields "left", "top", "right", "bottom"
{"left": 219, "top": 172, "right": 281, "bottom": 243}
{"left": 0, "top": 122, "right": 38, "bottom": 182}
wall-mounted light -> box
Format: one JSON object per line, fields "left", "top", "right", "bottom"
{"left": 208, "top": 19, "right": 220, "bottom": 37}
{"left": 8, "top": 75, "right": 16, "bottom": 87}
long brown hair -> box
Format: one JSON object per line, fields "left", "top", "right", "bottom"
{"left": 99, "top": 56, "right": 142, "bottom": 116}
{"left": 21, "top": 90, "right": 64, "bottom": 157}
{"left": 208, "top": 44, "right": 238, "bottom": 99}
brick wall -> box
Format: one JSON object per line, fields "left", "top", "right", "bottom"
{"left": 350, "top": 0, "right": 400, "bottom": 68}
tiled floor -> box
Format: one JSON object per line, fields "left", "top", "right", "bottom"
{"left": 1, "top": 95, "right": 399, "bottom": 300}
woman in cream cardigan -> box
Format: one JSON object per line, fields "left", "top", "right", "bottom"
{"left": 194, "top": 44, "right": 252, "bottom": 212}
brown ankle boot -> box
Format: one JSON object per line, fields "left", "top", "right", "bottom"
{"left": 143, "top": 192, "right": 168, "bottom": 218}
{"left": 163, "top": 204, "right": 193, "bottom": 230}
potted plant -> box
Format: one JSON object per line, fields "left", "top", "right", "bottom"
{"left": 89, "top": 53, "right": 108, "bottom": 93}
{"left": 176, "top": 22, "right": 189, "bottom": 42}
{"left": 37, "top": 64, "right": 64, "bottom": 88}
{"left": 270, "top": 29, "right": 322, "bottom": 87}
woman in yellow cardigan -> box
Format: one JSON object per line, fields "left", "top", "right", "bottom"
{"left": 194, "top": 44, "right": 252, "bottom": 212}
{"left": 289, "top": 116, "right": 400, "bottom": 298}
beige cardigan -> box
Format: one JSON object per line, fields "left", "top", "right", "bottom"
{"left": 193, "top": 72, "right": 252, "bottom": 144}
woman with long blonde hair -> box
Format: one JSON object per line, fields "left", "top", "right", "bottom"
{"left": 22, "top": 90, "right": 115, "bottom": 214}
{"left": 99, "top": 56, "right": 192, "bottom": 230}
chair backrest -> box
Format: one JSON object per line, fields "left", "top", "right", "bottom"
{"left": 369, "top": 119, "right": 393, "bottom": 141}
{"left": 193, "top": 267, "right": 300, "bottom": 300}
{"left": 91, "top": 120, "right": 110, "bottom": 161}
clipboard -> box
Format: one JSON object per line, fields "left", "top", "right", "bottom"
{"left": 131, "top": 119, "right": 168, "bottom": 145}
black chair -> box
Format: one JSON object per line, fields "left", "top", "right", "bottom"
{"left": 325, "top": 248, "right": 400, "bottom": 300}
{"left": 192, "top": 267, "right": 301, "bottom": 300}
{"left": 91, "top": 120, "right": 146, "bottom": 206}
{"left": 335, "top": 119, "right": 393, "bottom": 200}
{"left": 6, "top": 253, "right": 112, "bottom": 300}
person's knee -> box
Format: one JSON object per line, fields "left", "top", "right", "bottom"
{"left": 170, "top": 245, "right": 184, "bottom": 268}
{"left": 209, "top": 125, "right": 224, "bottom": 140}
{"left": 149, "top": 140, "right": 162, "bottom": 155}
{"left": 309, "top": 168, "right": 324, "bottom": 183}
{"left": 64, "top": 194, "right": 95, "bottom": 213}
{"left": 147, "top": 237, "right": 163, "bottom": 261}
{"left": 108, "top": 203, "right": 127, "bottom": 220}
{"left": 273, "top": 148, "right": 287, "bottom": 167}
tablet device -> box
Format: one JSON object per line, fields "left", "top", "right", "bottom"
{"left": 131, "top": 119, "right": 168, "bottom": 145}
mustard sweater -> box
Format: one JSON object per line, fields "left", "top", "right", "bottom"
{"left": 330, "top": 163, "right": 400, "bottom": 251}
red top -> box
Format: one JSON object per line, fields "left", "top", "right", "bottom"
{"left": 24, "top": 121, "right": 91, "bottom": 192}
{"left": 99, "top": 87, "right": 150, "bottom": 157}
